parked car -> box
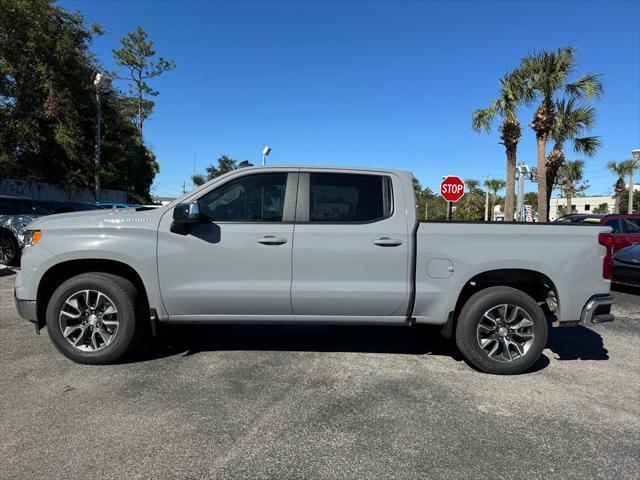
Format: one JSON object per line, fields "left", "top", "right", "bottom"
{"left": 15, "top": 166, "right": 614, "bottom": 374}
{"left": 555, "top": 213, "right": 640, "bottom": 251}
{"left": 612, "top": 244, "right": 640, "bottom": 287}
{"left": 0, "top": 195, "right": 50, "bottom": 265}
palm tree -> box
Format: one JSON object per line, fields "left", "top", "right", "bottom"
{"left": 464, "top": 178, "right": 481, "bottom": 193}
{"left": 607, "top": 160, "right": 629, "bottom": 214}
{"left": 545, "top": 98, "right": 600, "bottom": 217}
{"left": 472, "top": 71, "right": 531, "bottom": 221}
{"left": 519, "top": 47, "right": 603, "bottom": 222}
{"left": 484, "top": 178, "right": 506, "bottom": 221}
{"left": 557, "top": 160, "right": 585, "bottom": 214}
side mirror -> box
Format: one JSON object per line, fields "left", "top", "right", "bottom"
{"left": 171, "top": 203, "right": 201, "bottom": 233}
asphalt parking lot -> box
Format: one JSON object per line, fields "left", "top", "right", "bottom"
{"left": 1, "top": 267, "right": 638, "bottom": 480}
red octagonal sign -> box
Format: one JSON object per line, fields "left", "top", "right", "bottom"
{"left": 440, "top": 176, "right": 465, "bottom": 202}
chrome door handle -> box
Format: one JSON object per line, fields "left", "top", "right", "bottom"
{"left": 373, "top": 237, "right": 403, "bottom": 247}
{"left": 256, "top": 235, "right": 287, "bottom": 245}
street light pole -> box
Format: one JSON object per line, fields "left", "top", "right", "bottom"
{"left": 262, "top": 146, "right": 271, "bottom": 166}
{"left": 94, "top": 73, "right": 102, "bottom": 201}
{"left": 630, "top": 149, "right": 640, "bottom": 214}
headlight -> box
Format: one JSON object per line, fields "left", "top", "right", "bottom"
{"left": 23, "top": 230, "right": 42, "bottom": 247}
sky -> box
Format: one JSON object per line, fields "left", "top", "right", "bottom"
{"left": 61, "top": 0, "right": 640, "bottom": 199}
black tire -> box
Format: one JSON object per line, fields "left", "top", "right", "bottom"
{"left": 46, "top": 273, "right": 144, "bottom": 364}
{"left": 0, "top": 230, "right": 20, "bottom": 266}
{"left": 455, "top": 286, "right": 548, "bottom": 375}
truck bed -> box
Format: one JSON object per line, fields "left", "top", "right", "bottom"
{"left": 412, "top": 221, "right": 611, "bottom": 325}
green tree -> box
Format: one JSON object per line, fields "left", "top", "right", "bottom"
{"left": 192, "top": 155, "right": 247, "bottom": 186}
{"left": 592, "top": 203, "right": 610, "bottom": 214}
{"left": 556, "top": 159, "right": 588, "bottom": 215}
{"left": 607, "top": 160, "right": 633, "bottom": 214}
{"left": 191, "top": 174, "right": 207, "bottom": 187}
{"left": 519, "top": 47, "right": 603, "bottom": 222}
{"left": 454, "top": 179, "right": 485, "bottom": 220}
{"left": 472, "top": 70, "right": 531, "bottom": 221}
{"left": 112, "top": 26, "right": 175, "bottom": 137}
{"left": 0, "top": 0, "right": 158, "bottom": 202}
{"left": 620, "top": 190, "right": 640, "bottom": 214}
{"left": 545, "top": 98, "right": 600, "bottom": 217}
{"left": 484, "top": 178, "right": 506, "bottom": 221}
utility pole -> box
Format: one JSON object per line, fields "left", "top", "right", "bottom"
{"left": 484, "top": 174, "right": 490, "bottom": 221}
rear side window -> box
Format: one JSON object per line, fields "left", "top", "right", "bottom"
{"left": 199, "top": 173, "right": 287, "bottom": 222}
{"left": 308, "top": 173, "right": 392, "bottom": 223}
{"left": 621, "top": 218, "right": 640, "bottom": 233}
{"left": 604, "top": 218, "right": 621, "bottom": 233}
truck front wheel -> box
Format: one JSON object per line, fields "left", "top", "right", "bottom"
{"left": 46, "top": 273, "right": 143, "bottom": 364}
{"left": 455, "top": 286, "right": 548, "bottom": 375}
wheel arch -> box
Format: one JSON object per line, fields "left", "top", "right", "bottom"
{"left": 441, "top": 268, "right": 559, "bottom": 339}
{"left": 36, "top": 259, "right": 150, "bottom": 324}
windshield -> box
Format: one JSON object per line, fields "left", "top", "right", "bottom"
{"left": 0, "top": 198, "right": 50, "bottom": 215}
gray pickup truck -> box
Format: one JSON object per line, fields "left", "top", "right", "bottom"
{"left": 14, "top": 166, "right": 615, "bottom": 374}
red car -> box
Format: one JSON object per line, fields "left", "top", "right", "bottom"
{"left": 555, "top": 214, "right": 640, "bottom": 252}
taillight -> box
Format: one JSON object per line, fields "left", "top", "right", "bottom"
{"left": 598, "top": 232, "right": 614, "bottom": 279}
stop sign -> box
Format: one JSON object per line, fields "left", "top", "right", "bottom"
{"left": 440, "top": 176, "right": 465, "bottom": 202}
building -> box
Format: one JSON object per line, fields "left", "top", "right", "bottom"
{"left": 549, "top": 195, "right": 616, "bottom": 221}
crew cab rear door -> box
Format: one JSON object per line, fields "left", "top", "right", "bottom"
{"left": 290, "top": 170, "right": 411, "bottom": 319}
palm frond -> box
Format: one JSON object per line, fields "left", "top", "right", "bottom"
{"left": 572, "top": 136, "right": 601, "bottom": 157}
{"left": 565, "top": 72, "right": 604, "bottom": 100}
{"left": 471, "top": 105, "right": 497, "bottom": 133}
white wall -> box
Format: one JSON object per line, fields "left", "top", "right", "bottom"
{"left": 549, "top": 195, "right": 615, "bottom": 221}
{"left": 0, "top": 178, "right": 127, "bottom": 203}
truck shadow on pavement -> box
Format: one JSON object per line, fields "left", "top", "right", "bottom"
{"left": 545, "top": 325, "right": 609, "bottom": 361}
{"left": 131, "top": 324, "right": 602, "bottom": 373}
{"left": 134, "top": 324, "right": 466, "bottom": 362}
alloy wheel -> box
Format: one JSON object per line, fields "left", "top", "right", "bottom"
{"left": 58, "top": 289, "right": 119, "bottom": 352}
{"left": 476, "top": 304, "right": 535, "bottom": 362}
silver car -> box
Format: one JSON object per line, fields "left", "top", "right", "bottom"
{"left": 0, "top": 195, "right": 50, "bottom": 265}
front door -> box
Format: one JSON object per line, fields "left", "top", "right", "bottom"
{"left": 290, "top": 171, "right": 411, "bottom": 318}
{"left": 157, "top": 170, "right": 298, "bottom": 319}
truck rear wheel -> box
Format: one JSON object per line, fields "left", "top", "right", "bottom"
{"left": 46, "top": 273, "right": 143, "bottom": 364}
{"left": 455, "top": 286, "right": 547, "bottom": 375}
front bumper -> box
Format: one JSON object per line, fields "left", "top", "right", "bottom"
{"left": 14, "top": 289, "right": 38, "bottom": 323}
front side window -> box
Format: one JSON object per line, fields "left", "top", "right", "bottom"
{"left": 199, "top": 173, "right": 287, "bottom": 222}
{"left": 309, "top": 173, "right": 392, "bottom": 223}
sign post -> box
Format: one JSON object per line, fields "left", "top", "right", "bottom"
{"left": 440, "top": 176, "right": 465, "bottom": 220}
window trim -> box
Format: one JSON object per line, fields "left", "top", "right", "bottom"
{"left": 294, "top": 172, "right": 395, "bottom": 224}
{"left": 195, "top": 172, "right": 298, "bottom": 224}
